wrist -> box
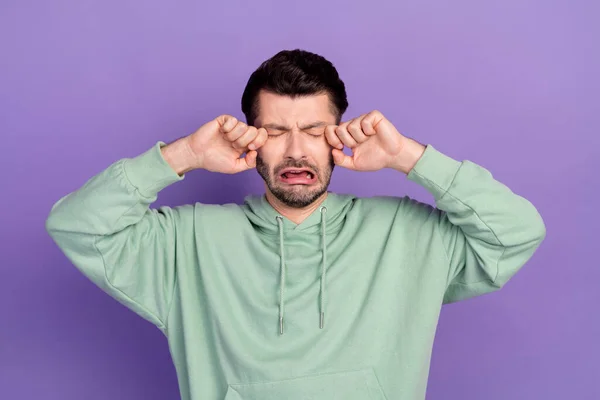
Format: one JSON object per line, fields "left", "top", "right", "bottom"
{"left": 389, "top": 138, "right": 426, "bottom": 174}
{"left": 160, "top": 137, "right": 198, "bottom": 176}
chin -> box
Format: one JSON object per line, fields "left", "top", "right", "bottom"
{"left": 270, "top": 182, "right": 328, "bottom": 208}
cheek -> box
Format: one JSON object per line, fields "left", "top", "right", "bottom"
{"left": 311, "top": 140, "right": 332, "bottom": 165}
{"left": 258, "top": 143, "right": 282, "bottom": 165}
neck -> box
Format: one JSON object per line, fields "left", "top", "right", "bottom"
{"left": 265, "top": 190, "right": 328, "bottom": 224}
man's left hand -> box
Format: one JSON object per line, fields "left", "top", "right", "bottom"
{"left": 325, "top": 110, "right": 426, "bottom": 174}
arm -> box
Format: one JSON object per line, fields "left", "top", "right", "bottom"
{"left": 323, "top": 110, "right": 546, "bottom": 302}
{"left": 46, "top": 141, "right": 186, "bottom": 331}
{"left": 46, "top": 116, "right": 267, "bottom": 331}
{"left": 406, "top": 144, "right": 546, "bottom": 303}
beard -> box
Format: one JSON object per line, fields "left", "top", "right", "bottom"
{"left": 256, "top": 153, "right": 335, "bottom": 208}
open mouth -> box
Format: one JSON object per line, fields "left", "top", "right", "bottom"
{"left": 278, "top": 168, "right": 317, "bottom": 185}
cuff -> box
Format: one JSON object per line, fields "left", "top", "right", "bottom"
{"left": 406, "top": 144, "right": 462, "bottom": 200}
{"left": 123, "top": 141, "right": 185, "bottom": 198}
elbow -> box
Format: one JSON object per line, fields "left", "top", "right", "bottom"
{"left": 45, "top": 209, "right": 60, "bottom": 238}
{"left": 536, "top": 219, "right": 547, "bottom": 245}
{"left": 494, "top": 206, "right": 546, "bottom": 286}
{"left": 45, "top": 198, "right": 68, "bottom": 238}
{"left": 528, "top": 205, "right": 547, "bottom": 246}
{"left": 513, "top": 198, "right": 546, "bottom": 248}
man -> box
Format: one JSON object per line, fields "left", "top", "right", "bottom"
{"left": 46, "top": 49, "right": 546, "bottom": 400}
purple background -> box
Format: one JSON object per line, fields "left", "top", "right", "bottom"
{"left": 1, "top": 0, "right": 598, "bottom": 399}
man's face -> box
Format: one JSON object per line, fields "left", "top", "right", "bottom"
{"left": 254, "top": 91, "right": 337, "bottom": 208}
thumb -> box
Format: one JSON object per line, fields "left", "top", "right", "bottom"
{"left": 332, "top": 148, "right": 355, "bottom": 170}
{"left": 234, "top": 150, "right": 257, "bottom": 172}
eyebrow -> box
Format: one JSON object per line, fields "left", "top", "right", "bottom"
{"left": 262, "top": 121, "right": 328, "bottom": 131}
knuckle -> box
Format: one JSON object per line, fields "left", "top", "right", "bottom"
{"left": 236, "top": 136, "right": 249, "bottom": 146}
{"left": 225, "top": 131, "right": 238, "bottom": 141}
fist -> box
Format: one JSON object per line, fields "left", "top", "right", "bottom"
{"left": 188, "top": 115, "right": 268, "bottom": 174}
{"left": 325, "top": 110, "right": 424, "bottom": 173}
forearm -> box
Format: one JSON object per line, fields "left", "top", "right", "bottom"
{"left": 407, "top": 145, "right": 545, "bottom": 246}
{"left": 46, "top": 142, "right": 184, "bottom": 237}
{"left": 46, "top": 142, "right": 187, "bottom": 329}
{"left": 406, "top": 145, "right": 545, "bottom": 301}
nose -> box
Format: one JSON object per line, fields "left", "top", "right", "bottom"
{"left": 283, "top": 131, "right": 308, "bottom": 161}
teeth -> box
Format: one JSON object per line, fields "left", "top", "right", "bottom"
{"left": 281, "top": 170, "right": 314, "bottom": 179}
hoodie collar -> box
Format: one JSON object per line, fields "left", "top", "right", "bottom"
{"left": 242, "top": 191, "right": 355, "bottom": 234}
{"left": 242, "top": 191, "right": 356, "bottom": 334}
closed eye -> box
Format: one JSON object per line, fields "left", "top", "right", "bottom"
{"left": 265, "top": 128, "right": 324, "bottom": 137}
{"left": 305, "top": 128, "right": 325, "bottom": 137}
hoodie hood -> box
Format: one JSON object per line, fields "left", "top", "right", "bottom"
{"left": 242, "top": 192, "right": 356, "bottom": 334}
{"left": 243, "top": 192, "right": 355, "bottom": 235}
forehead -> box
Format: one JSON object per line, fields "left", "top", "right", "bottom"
{"left": 254, "top": 91, "right": 336, "bottom": 127}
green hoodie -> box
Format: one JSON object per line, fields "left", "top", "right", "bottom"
{"left": 46, "top": 141, "right": 545, "bottom": 400}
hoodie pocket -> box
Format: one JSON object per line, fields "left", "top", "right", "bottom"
{"left": 223, "top": 368, "right": 386, "bottom": 400}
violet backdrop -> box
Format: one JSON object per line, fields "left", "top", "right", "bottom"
{"left": 1, "top": 0, "right": 598, "bottom": 399}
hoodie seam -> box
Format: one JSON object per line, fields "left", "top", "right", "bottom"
{"left": 431, "top": 212, "right": 454, "bottom": 282}
{"left": 228, "top": 367, "right": 379, "bottom": 387}
{"left": 437, "top": 189, "right": 504, "bottom": 284}
{"left": 368, "top": 368, "right": 389, "bottom": 400}
{"left": 163, "top": 219, "right": 180, "bottom": 336}
{"left": 92, "top": 161, "right": 167, "bottom": 330}
{"left": 121, "top": 158, "right": 174, "bottom": 327}
{"left": 412, "top": 165, "right": 505, "bottom": 285}
{"left": 411, "top": 164, "right": 505, "bottom": 247}
{"left": 93, "top": 235, "right": 166, "bottom": 330}
{"left": 433, "top": 214, "right": 498, "bottom": 286}
{"left": 122, "top": 158, "right": 168, "bottom": 201}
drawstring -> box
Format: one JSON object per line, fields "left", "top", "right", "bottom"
{"left": 275, "top": 206, "right": 328, "bottom": 335}
{"left": 319, "top": 206, "right": 327, "bottom": 329}
{"left": 276, "top": 216, "right": 286, "bottom": 335}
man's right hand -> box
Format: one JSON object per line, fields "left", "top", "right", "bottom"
{"left": 161, "top": 115, "right": 268, "bottom": 175}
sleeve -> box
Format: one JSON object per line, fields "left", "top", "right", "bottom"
{"left": 45, "top": 141, "right": 187, "bottom": 330}
{"left": 406, "top": 145, "right": 546, "bottom": 303}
